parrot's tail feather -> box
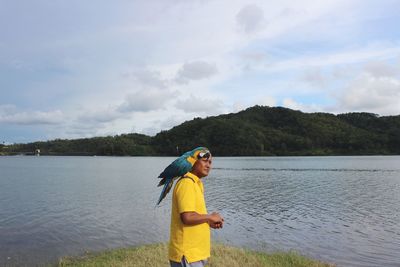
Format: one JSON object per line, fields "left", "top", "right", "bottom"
{"left": 165, "top": 180, "right": 173, "bottom": 196}
{"left": 156, "top": 177, "right": 179, "bottom": 205}
{"left": 158, "top": 170, "right": 167, "bottom": 178}
{"left": 156, "top": 179, "right": 171, "bottom": 205}
{"left": 158, "top": 177, "right": 166, "bottom": 187}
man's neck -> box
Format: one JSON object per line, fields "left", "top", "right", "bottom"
{"left": 190, "top": 171, "right": 204, "bottom": 179}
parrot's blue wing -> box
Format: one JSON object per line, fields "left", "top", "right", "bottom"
{"left": 158, "top": 156, "right": 192, "bottom": 181}
{"left": 156, "top": 156, "right": 193, "bottom": 205}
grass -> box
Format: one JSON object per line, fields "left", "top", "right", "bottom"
{"left": 58, "top": 243, "right": 335, "bottom": 267}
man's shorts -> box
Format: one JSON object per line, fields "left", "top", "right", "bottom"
{"left": 170, "top": 256, "right": 208, "bottom": 267}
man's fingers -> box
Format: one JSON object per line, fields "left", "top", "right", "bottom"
{"left": 210, "top": 221, "right": 224, "bottom": 229}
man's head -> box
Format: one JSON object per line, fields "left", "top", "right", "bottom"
{"left": 191, "top": 149, "right": 212, "bottom": 178}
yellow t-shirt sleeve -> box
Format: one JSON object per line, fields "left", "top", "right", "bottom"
{"left": 175, "top": 178, "right": 196, "bottom": 213}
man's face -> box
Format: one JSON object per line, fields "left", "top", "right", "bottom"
{"left": 192, "top": 155, "right": 212, "bottom": 178}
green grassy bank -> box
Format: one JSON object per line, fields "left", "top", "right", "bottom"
{"left": 59, "top": 243, "right": 335, "bottom": 267}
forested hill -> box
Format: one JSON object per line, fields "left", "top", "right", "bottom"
{"left": 2, "top": 106, "right": 400, "bottom": 156}
{"left": 153, "top": 106, "right": 400, "bottom": 156}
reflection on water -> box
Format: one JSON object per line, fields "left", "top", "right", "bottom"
{"left": 0, "top": 156, "right": 399, "bottom": 267}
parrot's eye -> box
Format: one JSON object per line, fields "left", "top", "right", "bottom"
{"left": 198, "top": 151, "right": 211, "bottom": 159}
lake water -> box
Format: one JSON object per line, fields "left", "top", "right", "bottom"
{"left": 0, "top": 156, "right": 399, "bottom": 267}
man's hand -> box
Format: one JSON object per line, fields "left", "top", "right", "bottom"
{"left": 209, "top": 221, "right": 223, "bottom": 229}
{"left": 208, "top": 212, "right": 224, "bottom": 229}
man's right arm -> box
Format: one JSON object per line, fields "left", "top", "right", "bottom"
{"left": 176, "top": 179, "right": 224, "bottom": 228}
{"left": 180, "top": 211, "right": 224, "bottom": 228}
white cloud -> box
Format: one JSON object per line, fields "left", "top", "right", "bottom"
{"left": 231, "top": 101, "right": 247, "bottom": 112}
{"left": 282, "top": 98, "right": 323, "bottom": 113}
{"left": 240, "top": 52, "right": 267, "bottom": 62}
{"left": 300, "top": 68, "right": 327, "bottom": 88}
{"left": 122, "top": 69, "right": 168, "bottom": 89}
{"left": 118, "top": 89, "right": 176, "bottom": 112}
{"left": 0, "top": 105, "right": 64, "bottom": 125}
{"left": 0, "top": 105, "right": 16, "bottom": 114}
{"left": 236, "top": 4, "right": 265, "bottom": 34}
{"left": 336, "top": 73, "right": 400, "bottom": 115}
{"left": 76, "top": 106, "right": 122, "bottom": 123}
{"left": 175, "top": 95, "right": 224, "bottom": 114}
{"left": 175, "top": 61, "right": 218, "bottom": 84}
{"left": 263, "top": 42, "right": 400, "bottom": 73}
{"left": 257, "top": 96, "right": 277, "bottom": 107}
{"left": 363, "top": 61, "right": 399, "bottom": 78}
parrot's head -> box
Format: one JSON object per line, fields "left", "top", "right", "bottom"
{"left": 185, "top": 147, "right": 211, "bottom": 166}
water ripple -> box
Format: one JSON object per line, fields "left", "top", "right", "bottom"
{"left": 213, "top": 167, "right": 399, "bottom": 172}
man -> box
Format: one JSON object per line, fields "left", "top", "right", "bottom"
{"left": 169, "top": 149, "right": 224, "bottom": 267}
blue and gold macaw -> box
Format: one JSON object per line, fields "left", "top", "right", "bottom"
{"left": 156, "top": 147, "right": 210, "bottom": 205}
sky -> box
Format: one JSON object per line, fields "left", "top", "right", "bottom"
{"left": 1, "top": 0, "right": 400, "bottom": 143}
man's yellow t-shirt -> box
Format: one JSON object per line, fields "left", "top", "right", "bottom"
{"left": 169, "top": 172, "right": 210, "bottom": 263}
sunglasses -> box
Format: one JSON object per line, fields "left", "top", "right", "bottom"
{"left": 197, "top": 151, "right": 211, "bottom": 159}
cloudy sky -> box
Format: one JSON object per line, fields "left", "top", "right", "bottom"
{"left": 1, "top": 0, "right": 400, "bottom": 143}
